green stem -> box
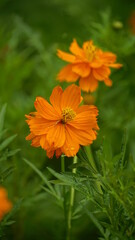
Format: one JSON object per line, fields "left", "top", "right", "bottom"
{"left": 61, "top": 155, "right": 65, "bottom": 173}
{"left": 61, "top": 155, "right": 66, "bottom": 235}
{"left": 66, "top": 155, "right": 77, "bottom": 240}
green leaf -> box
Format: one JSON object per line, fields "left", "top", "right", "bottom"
{"left": 0, "top": 129, "right": 8, "bottom": 140}
{"left": 84, "top": 208, "right": 108, "bottom": 240}
{"left": 23, "top": 158, "right": 55, "bottom": 194}
{"left": 118, "top": 129, "right": 127, "bottom": 169}
{"left": 0, "top": 134, "right": 17, "bottom": 151}
{"left": 0, "top": 166, "right": 15, "bottom": 182}
{"left": 0, "top": 104, "right": 7, "bottom": 136}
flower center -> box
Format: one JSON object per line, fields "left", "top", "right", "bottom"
{"left": 62, "top": 107, "right": 76, "bottom": 123}
{"left": 85, "top": 42, "right": 96, "bottom": 62}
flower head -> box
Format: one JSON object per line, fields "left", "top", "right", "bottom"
{"left": 0, "top": 187, "right": 12, "bottom": 221}
{"left": 57, "top": 39, "right": 122, "bottom": 92}
{"left": 26, "top": 84, "right": 99, "bottom": 158}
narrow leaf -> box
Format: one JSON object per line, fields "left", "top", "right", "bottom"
{"left": 23, "top": 158, "right": 55, "bottom": 194}
{"left": 0, "top": 134, "right": 17, "bottom": 151}
{"left": 0, "top": 104, "right": 7, "bottom": 135}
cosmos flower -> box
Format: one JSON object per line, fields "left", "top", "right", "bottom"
{"left": 26, "top": 84, "right": 99, "bottom": 158}
{"left": 0, "top": 187, "right": 12, "bottom": 221}
{"left": 57, "top": 39, "right": 122, "bottom": 92}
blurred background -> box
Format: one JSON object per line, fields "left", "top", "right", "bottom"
{"left": 0, "top": 0, "right": 135, "bottom": 239}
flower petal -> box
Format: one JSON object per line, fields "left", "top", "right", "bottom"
{"left": 69, "top": 105, "right": 99, "bottom": 131}
{"left": 46, "top": 149, "right": 55, "bottom": 158}
{"left": 79, "top": 74, "right": 98, "bottom": 92}
{"left": 104, "top": 78, "right": 112, "bottom": 86}
{"left": 101, "top": 52, "right": 122, "bottom": 68}
{"left": 69, "top": 39, "right": 84, "bottom": 57}
{"left": 26, "top": 132, "right": 41, "bottom": 147}
{"left": 93, "top": 66, "right": 111, "bottom": 80}
{"left": 106, "top": 63, "right": 123, "bottom": 69}
{"left": 34, "top": 97, "right": 60, "bottom": 120}
{"left": 46, "top": 123, "right": 65, "bottom": 148}
{"left": 31, "top": 136, "right": 41, "bottom": 147}
{"left": 57, "top": 49, "right": 76, "bottom": 62}
{"left": 66, "top": 125, "right": 96, "bottom": 146}
{"left": 90, "top": 58, "right": 103, "bottom": 68}
{"left": 102, "top": 52, "right": 117, "bottom": 63}
{"left": 55, "top": 148, "right": 62, "bottom": 158}
{"left": 61, "top": 84, "right": 82, "bottom": 111}
{"left": 28, "top": 117, "right": 57, "bottom": 135}
{"left": 57, "top": 64, "right": 79, "bottom": 82}
{"left": 50, "top": 86, "right": 63, "bottom": 114}
{"left": 61, "top": 125, "right": 79, "bottom": 157}
{"left": 40, "top": 135, "right": 49, "bottom": 149}
{"left": 72, "top": 62, "right": 91, "bottom": 77}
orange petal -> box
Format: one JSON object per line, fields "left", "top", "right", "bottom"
{"left": 62, "top": 125, "right": 80, "bottom": 157}
{"left": 34, "top": 97, "right": 60, "bottom": 120}
{"left": 93, "top": 66, "right": 110, "bottom": 80}
{"left": 106, "top": 63, "right": 123, "bottom": 69}
{"left": 31, "top": 136, "right": 41, "bottom": 147}
{"left": 69, "top": 106, "right": 99, "bottom": 131}
{"left": 46, "top": 123, "right": 65, "bottom": 149}
{"left": 104, "top": 78, "right": 112, "bottom": 86}
{"left": 26, "top": 132, "right": 35, "bottom": 140}
{"left": 90, "top": 58, "right": 103, "bottom": 68}
{"left": 46, "top": 149, "right": 55, "bottom": 158}
{"left": 101, "top": 52, "right": 122, "bottom": 68}
{"left": 26, "top": 133, "right": 41, "bottom": 147}
{"left": 55, "top": 148, "right": 62, "bottom": 158}
{"left": 57, "top": 64, "right": 79, "bottom": 82}
{"left": 61, "top": 84, "right": 82, "bottom": 111}
{"left": 69, "top": 39, "right": 84, "bottom": 57}
{"left": 102, "top": 52, "right": 117, "bottom": 63}
{"left": 72, "top": 62, "right": 91, "bottom": 77}
{"left": 79, "top": 74, "right": 98, "bottom": 92}
{"left": 57, "top": 49, "right": 76, "bottom": 62}
{"left": 40, "top": 135, "right": 49, "bottom": 149}
{"left": 66, "top": 125, "right": 95, "bottom": 146}
{"left": 50, "top": 86, "right": 63, "bottom": 114}
{"left": 76, "top": 105, "right": 98, "bottom": 115}
{"left": 29, "top": 118, "right": 57, "bottom": 135}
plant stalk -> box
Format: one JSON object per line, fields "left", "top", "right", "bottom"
{"left": 66, "top": 155, "right": 77, "bottom": 240}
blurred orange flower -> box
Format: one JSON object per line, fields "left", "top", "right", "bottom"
{"left": 129, "top": 11, "right": 135, "bottom": 34}
{"left": 83, "top": 93, "right": 95, "bottom": 105}
{"left": 0, "top": 187, "right": 12, "bottom": 221}
{"left": 26, "top": 84, "right": 99, "bottom": 158}
{"left": 57, "top": 39, "right": 122, "bottom": 92}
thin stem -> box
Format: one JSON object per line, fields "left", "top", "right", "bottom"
{"left": 61, "top": 155, "right": 66, "bottom": 235}
{"left": 66, "top": 155, "right": 77, "bottom": 240}
{"left": 61, "top": 155, "right": 65, "bottom": 173}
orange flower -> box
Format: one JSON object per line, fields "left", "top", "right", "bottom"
{"left": 129, "top": 11, "right": 135, "bottom": 34}
{"left": 0, "top": 187, "right": 12, "bottom": 221}
{"left": 83, "top": 93, "right": 95, "bottom": 105}
{"left": 26, "top": 84, "right": 99, "bottom": 158}
{"left": 57, "top": 39, "right": 122, "bottom": 92}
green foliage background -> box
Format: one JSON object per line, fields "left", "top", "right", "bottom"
{"left": 0, "top": 0, "right": 135, "bottom": 239}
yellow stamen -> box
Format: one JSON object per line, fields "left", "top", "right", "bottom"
{"left": 85, "top": 42, "right": 96, "bottom": 62}
{"left": 62, "top": 107, "right": 76, "bottom": 123}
